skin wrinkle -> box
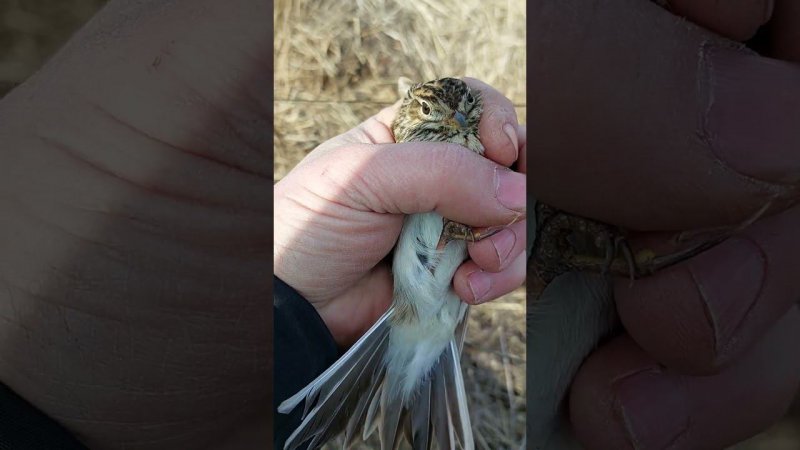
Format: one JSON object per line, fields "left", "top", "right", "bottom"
{"left": 208, "top": 73, "right": 271, "bottom": 158}
{"left": 0, "top": 311, "right": 37, "bottom": 336}
{"left": 437, "top": 145, "right": 497, "bottom": 215}
{"left": 17, "top": 375, "right": 230, "bottom": 397}
{"left": 37, "top": 133, "right": 232, "bottom": 212}
{"left": 151, "top": 63, "right": 267, "bottom": 174}
{"left": 32, "top": 135, "right": 272, "bottom": 252}
{"left": 51, "top": 415, "right": 205, "bottom": 426}
{"left": 313, "top": 148, "right": 387, "bottom": 214}
{"left": 88, "top": 100, "right": 269, "bottom": 193}
{"left": 15, "top": 225, "right": 225, "bottom": 317}
{"left": 339, "top": 161, "right": 390, "bottom": 215}
{"left": 71, "top": 205, "right": 267, "bottom": 251}
{"left": 294, "top": 184, "right": 357, "bottom": 222}
{"left": 365, "top": 146, "right": 435, "bottom": 215}
{"left": 349, "top": 120, "right": 387, "bottom": 144}
{"left": 8, "top": 196, "right": 126, "bottom": 263}
{"left": 1, "top": 218, "right": 144, "bottom": 318}
{"left": 2, "top": 281, "right": 129, "bottom": 329}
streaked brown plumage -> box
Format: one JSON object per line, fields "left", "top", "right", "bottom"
{"left": 392, "top": 77, "right": 484, "bottom": 154}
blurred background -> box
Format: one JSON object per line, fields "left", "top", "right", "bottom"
{"left": 1, "top": 1, "right": 797, "bottom": 449}
{"left": 0, "top": 0, "right": 106, "bottom": 97}
{"left": 275, "top": 0, "right": 526, "bottom": 448}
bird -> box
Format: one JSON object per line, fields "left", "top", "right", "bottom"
{"left": 278, "top": 77, "right": 489, "bottom": 450}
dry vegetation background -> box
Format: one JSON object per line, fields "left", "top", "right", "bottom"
{"left": 0, "top": 1, "right": 797, "bottom": 449}
{"left": 275, "top": 0, "right": 526, "bottom": 448}
{"left": 273, "top": 0, "right": 527, "bottom": 181}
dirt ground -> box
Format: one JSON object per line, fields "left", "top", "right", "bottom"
{"left": 1, "top": 1, "right": 797, "bottom": 449}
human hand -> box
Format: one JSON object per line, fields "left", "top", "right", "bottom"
{"left": 529, "top": 0, "right": 800, "bottom": 448}
{"left": 274, "top": 78, "right": 526, "bottom": 348}
{"left": 0, "top": 0, "right": 270, "bottom": 449}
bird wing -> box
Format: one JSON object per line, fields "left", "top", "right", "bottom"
{"left": 367, "top": 303, "right": 474, "bottom": 450}
{"left": 278, "top": 307, "right": 395, "bottom": 450}
{"left": 405, "top": 306, "right": 473, "bottom": 450}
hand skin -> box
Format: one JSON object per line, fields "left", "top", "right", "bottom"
{"left": 530, "top": 1, "right": 800, "bottom": 449}
{"left": 0, "top": 0, "right": 270, "bottom": 449}
{"left": 274, "top": 78, "right": 527, "bottom": 349}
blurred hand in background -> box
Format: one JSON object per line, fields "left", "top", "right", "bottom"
{"left": 274, "top": 78, "right": 527, "bottom": 348}
{"left": 530, "top": 0, "right": 800, "bottom": 448}
{"left": 0, "top": 0, "right": 270, "bottom": 448}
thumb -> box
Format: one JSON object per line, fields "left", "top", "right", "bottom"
{"left": 299, "top": 141, "right": 526, "bottom": 228}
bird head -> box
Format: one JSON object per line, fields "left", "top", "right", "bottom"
{"left": 391, "top": 77, "right": 483, "bottom": 153}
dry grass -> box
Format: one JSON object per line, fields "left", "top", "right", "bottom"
{"left": 274, "top": 0, "right": 526, "bottom": 182}
{"left": 275, "top": 0, "right": 526, "bottom": 448}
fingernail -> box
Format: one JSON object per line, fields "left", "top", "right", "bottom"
{"left": 492, "top": 228, "right": 516, "bottom": 269}
{"left": 687, "top": 237, "right": 765, "bottom": 362}
{"left": 495, "top": 168, "right": 526, "bottom": 212}
{"left": 503, "top": 123, "right": 519, "bottom": 160}
{"left": 468, "top": 270, "right": 492, "bottom": 304}
{"left": 702, "top": 45, "right": 800, "bottom": 183}
{"left": 614, "top": 368, "right": 688, "bottom": 449}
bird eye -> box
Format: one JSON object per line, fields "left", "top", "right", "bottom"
{"left": 420, "top": 101, "right": 431, "bottom": 115}
{"left": 466, "top": 93, "right": 474, "bottom": 104}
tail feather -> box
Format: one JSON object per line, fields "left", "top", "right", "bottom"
{"left": 279, "top": 307, "right": 394, "bottom": 450}
{"left": 344, "top": 365, "right": 385, "bottom": 447}
{"left": 446, "top": 341, "right": 474, "bottom": 450}
{"left": 409, "top": 377, "right": 433, "bottom": 450}
{"left": 278, "top": 308, "right": 395, "bottom": 414}
{"left": 431, "top": 366, "right": 455, "bottom": 450}
{"left": 362, "top": 377, "right": 384, "bottom": 441}
{"left": 280, "top": 304, "right": 475, "bottom": 449}
{"left": 290, "top": 330, "right": 388, "bottom": 449}
{"left": 379, "top": 381, "right": 405, "bottom": 450}
{"left": 306, "top": 340, "right": 390, "bottom": 450}
{"left": 454, "top": 304, "right": 470, "bottom": 354}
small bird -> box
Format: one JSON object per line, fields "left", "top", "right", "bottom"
{"left": 278, "top": 78, "right": 488, "bottom": 450}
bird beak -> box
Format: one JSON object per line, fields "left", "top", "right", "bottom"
{"left": 451, "top": 111, "right": 468, "bottom": 129}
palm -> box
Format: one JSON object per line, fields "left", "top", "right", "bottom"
{"left": 274, "top": 115, "right": 404, "bottom": 347}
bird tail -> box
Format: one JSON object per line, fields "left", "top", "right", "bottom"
{"left": 278, "top": 306, "right": 474, "bottom": 450}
